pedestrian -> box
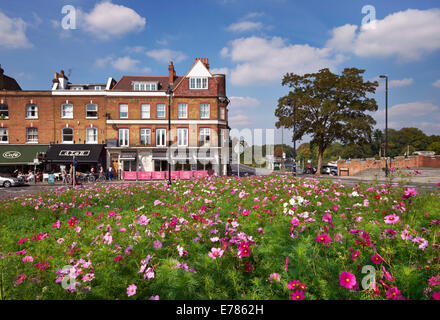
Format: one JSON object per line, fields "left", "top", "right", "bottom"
{"left": 108, "top": 166, "right": 113, "bottom": 182}
{"left": 62, "top": 168, "right": 67, "bottom": 184}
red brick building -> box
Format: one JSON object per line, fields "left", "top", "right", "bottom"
{"left": 0, "top": 58, "right": 230, "bottom": 178}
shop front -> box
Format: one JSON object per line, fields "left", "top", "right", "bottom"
{"left": 44, "top": 144, "right": 106, "bottom": 174}
{"left": 0, "top": 145, "right": 49, "bottom": 175}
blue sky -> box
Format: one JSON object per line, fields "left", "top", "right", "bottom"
{"left": 1, "top": 0, "right": 440, "bottom": 145}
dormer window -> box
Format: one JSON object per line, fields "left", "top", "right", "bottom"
{"left": 190, "top": 77, "right": 208, "bottom": 89}
{"left": 133, "top": 82, "right": 157, "bottom": 91}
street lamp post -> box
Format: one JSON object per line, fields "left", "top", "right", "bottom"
{"left": 166, "top": 84, "right": 173, "bottom": 186}
{"left": 379, "top": 75, "right": 389, "bottom": 177}
{"left": 292, "top": 99, "right": 297, "bottom": 178}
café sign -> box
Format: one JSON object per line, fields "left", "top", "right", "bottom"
{"left": 3, "top": 151, "right": 21, "bottom": 159}
{"left": 59, "top": 150, "right": 90, "bottom": 157}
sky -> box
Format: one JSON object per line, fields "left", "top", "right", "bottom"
{"left": 1, "top": 0, "right": 440, "bottom": 146}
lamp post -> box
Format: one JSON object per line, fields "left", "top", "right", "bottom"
{"left": 166, "top": 84, "right": 173, "bottom": 185}
{"left": 291, "top": 99, "right": 297, "bottom": 178}
{"left": 379, "top": 75, "right": 389, "bottom": 177}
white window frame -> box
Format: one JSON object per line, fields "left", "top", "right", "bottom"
{"left": 26, "top": 104, "right": 38, "bottom": 119}
{"left": 119, "top": 104, "right": 128, "bottom": 119}
{"left": 156, "top": 128, "right": 166, "bottom": 147}
{"left": 86, "top": 104, "right": 98, "bottom": 119}
{"left": 71, "top": 87, "right": 83, "bottom": 91}
{"left": 141, "top": 104, "right": 150, "bottom": 119}
{"left": 190, "top": 77, "right": 208, "bottom": 89}
{"left": 133, "top": 82, "right": 157, "bottom": 91}
{"left": 62, "top": 127, "right": 74, "bottom": 144}
{"left": 26, "top": 127, "right": 38, "bottom": 143}
{"left": 140, "top": 128, "right": 151, "bottom": 145}
{"left": 199, "top": 128, "right": 210, "bottom": 147}
{"left": 86, "top": 127, "right": 98, "bottom": 144}
{"left": 118, "top": 128, "right": 129, "bottom": 147}
{"left": 61, "top": 104, "right": 73, "bottom": 119}
{"left": 178, "top": 103, "right": 188, "bottom": 119}
{"left": 156, "top": 104, "right": 166, "bottom": 118}
{"left": 0, "top": 104, "right": 8, "bottom": 119}
{"left": 177, "top": 128, "right": 188, "bottom": 147}
{"left": 0, "top": 128, "right": 8, "bottom": 143}
{"left": 200, "top": 103, "right": 210, "bottom": 119}
{"left": 94, "top": 86, "right": 102, "bottom": 90}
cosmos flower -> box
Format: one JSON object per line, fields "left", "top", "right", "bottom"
{"left": 339, "top": 272, "right": 357, "bottom": 289}
{"left": 127, "top": 284, "right": 137, "bottom": 297}
{"left": 208, "top": 247, "right": 224, "bottom": 259}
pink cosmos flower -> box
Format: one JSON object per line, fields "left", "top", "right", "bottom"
{"left": 287, "top": 280, "right": 301, "bottom": 290}
{"left": 177, "top": 245, "right": 188, "bottom": 257}
{"left": 403, "top": 187, "right": 418, "bottom": 199}
{"left": 14, "top": 249, "right": 26, "bottom": 255}
{"left": 386, "top": 287, "right": 402, "bottom": 300}
{"left": 371, "top": 253, "right": 383, "bottom": 265}
{"left": 384, "top": 214, "right": 400, "bottom": 225}
{"left": 51, "top": 220, "right": 60, "bottom": 229}
{"left": 284, "top": 257, "right": 289, "bottom": 272}
{"left": 208, "top": 247, "right": 224, "bottom": 259}
{"left": 315, "top": 234, "right": 332, "bottom": 246}
{"left": 269, "top": 273, "right": 280, "bottom": 283}
{"left": 350, "top": 249, "right": 360, "bottom": 261}
{"left": 22, "top": 256, "right": 33, "bottom": 263}
{"left": 332, "top": 204, "right": 339, "bottom": 212}
{"left": 339, "top": 272, "right": 357, "bottom": 289}
{"left": 137, "top": 215, "right": 150, "bottom": 226}
{"left": 150, "top": 295, "right": 160, "bottom": 300}
{"left": 127, "top": 284, "right": 137, "bottom": 297}
{"left": 114, "top": 255, "right": 123, "bottom": 262}
{"left": 433, "top": 292, "right": 440, "bottom": 300}
{"left": 153, "top": 240, "right": 162, "bottom": 249}
{"left": 290, "top": 290, "right": 305, "bottom": 300}
{"left": 382, "top": 266, "right": 394, "bottom": 281}
{"left": 144, "top": 267, "right": 155, "bottom": 280}
{"left": 57, "top": 238, "right": 64, "bottom": 244}
{"left": 429, "top": 275, "right": 440, "bottom": 286}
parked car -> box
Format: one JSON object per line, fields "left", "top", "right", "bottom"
{"left": 0, "top": 175, "right": 24, "bottom": 188}
{"left": 322, "top": 165, "right": 338, "bottom": 175}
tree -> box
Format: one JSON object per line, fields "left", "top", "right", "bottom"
{"left": 427, "top": 141, "right": 440, "bottom": 155}
{"left": 275, "top": 68, "right": 378, "bottom": 175}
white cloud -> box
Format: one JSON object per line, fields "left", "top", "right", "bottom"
{"left": 125, "top": 46, "right": 146, "bottom": 54}
{"left": 433, "top": 80, "right": 440, "bottom": 88}
{"left": 146, "top": 49, "right": 187, "bottom": 63}
{"left": 210, "top": 67, "right": 229, "bottom": 75}
{"left": 95, "top": 56, "right": 151, "bottom": 73}
{"left": 82, "top": 1, "right": 146, "bottom": 40}
{"left": 0, "top": 11, "right": 32, "bottom": 49}
{"left": 227, "top": 21, "right": 263, "bottom": 33}
{"left": 374, "top": 101, "right": 440, "bottom": 134}
{"left": 221, "top": 36, "right": 345, "bottom": 86}
{"left": 229, "top": 114, "right": 253, "bottom": 127}
{"left": 229, "top": 96, "right": 260, "bottom": 109}
{"left": 389, "top": 78, "right": 414, "bottom": 88}
{"left": 326, "top": 9, "right": 440, "bottom": 61}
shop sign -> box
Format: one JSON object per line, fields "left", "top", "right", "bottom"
{"left": 2, "top": 151, "right": 21, "bottom": 159}
{"left": 59, "top": 150, "right": 90, "bottom": 157}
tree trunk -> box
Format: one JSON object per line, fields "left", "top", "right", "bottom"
{"left": 315, "top": 148, "right": 324, "bottom": 176}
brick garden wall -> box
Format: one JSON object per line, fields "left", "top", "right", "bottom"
{"left": 337, "top": 155, "right": 440, "bottom": 176}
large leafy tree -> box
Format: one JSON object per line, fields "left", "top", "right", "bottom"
{"left": 275, "top": 68, "right": 379, "bottom": 175}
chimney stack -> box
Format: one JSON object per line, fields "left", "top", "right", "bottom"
{"left": 194, "top": 58, "right": 209, "bottom": 70}
{"left": 168, "top": 61, "right": 176, "bottom": 84}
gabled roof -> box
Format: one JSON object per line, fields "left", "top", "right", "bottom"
{"left": 172, "top": 59, "right": 213, "bottom": 91}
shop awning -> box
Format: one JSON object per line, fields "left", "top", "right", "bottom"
{"left": 0, "top": 145, "right": 49, "bottom": 165}
{"left": 45, "top": 144, "right": 105, "bottom": 163}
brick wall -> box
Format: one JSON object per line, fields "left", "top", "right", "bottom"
{"left": 337, "top": 155, "right": 440, "bottom": 175}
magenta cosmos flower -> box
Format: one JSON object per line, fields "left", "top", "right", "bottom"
{"left": 127, "top": 284, "right": 137, "bottom": 297}
{"left": 290, "top": 290, "right": 305, "bottom": 300}
{"left": 315, "top": 234, "right": 332, "bottom": 246}
{"left": 371, "top": 253, "right": 383, "bottom": 264}
{"left": 384, "top": 214, "right": 400, "bottom": 225}
{"left": 339, "top": 272, "right": 357, "bottom": 289}
{"left": 432, "top": 292, "right": 440, "bottom": 300}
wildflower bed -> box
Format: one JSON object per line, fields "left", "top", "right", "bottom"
{"left": 0, "top": 176, "right": 439, "bottom": 300}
